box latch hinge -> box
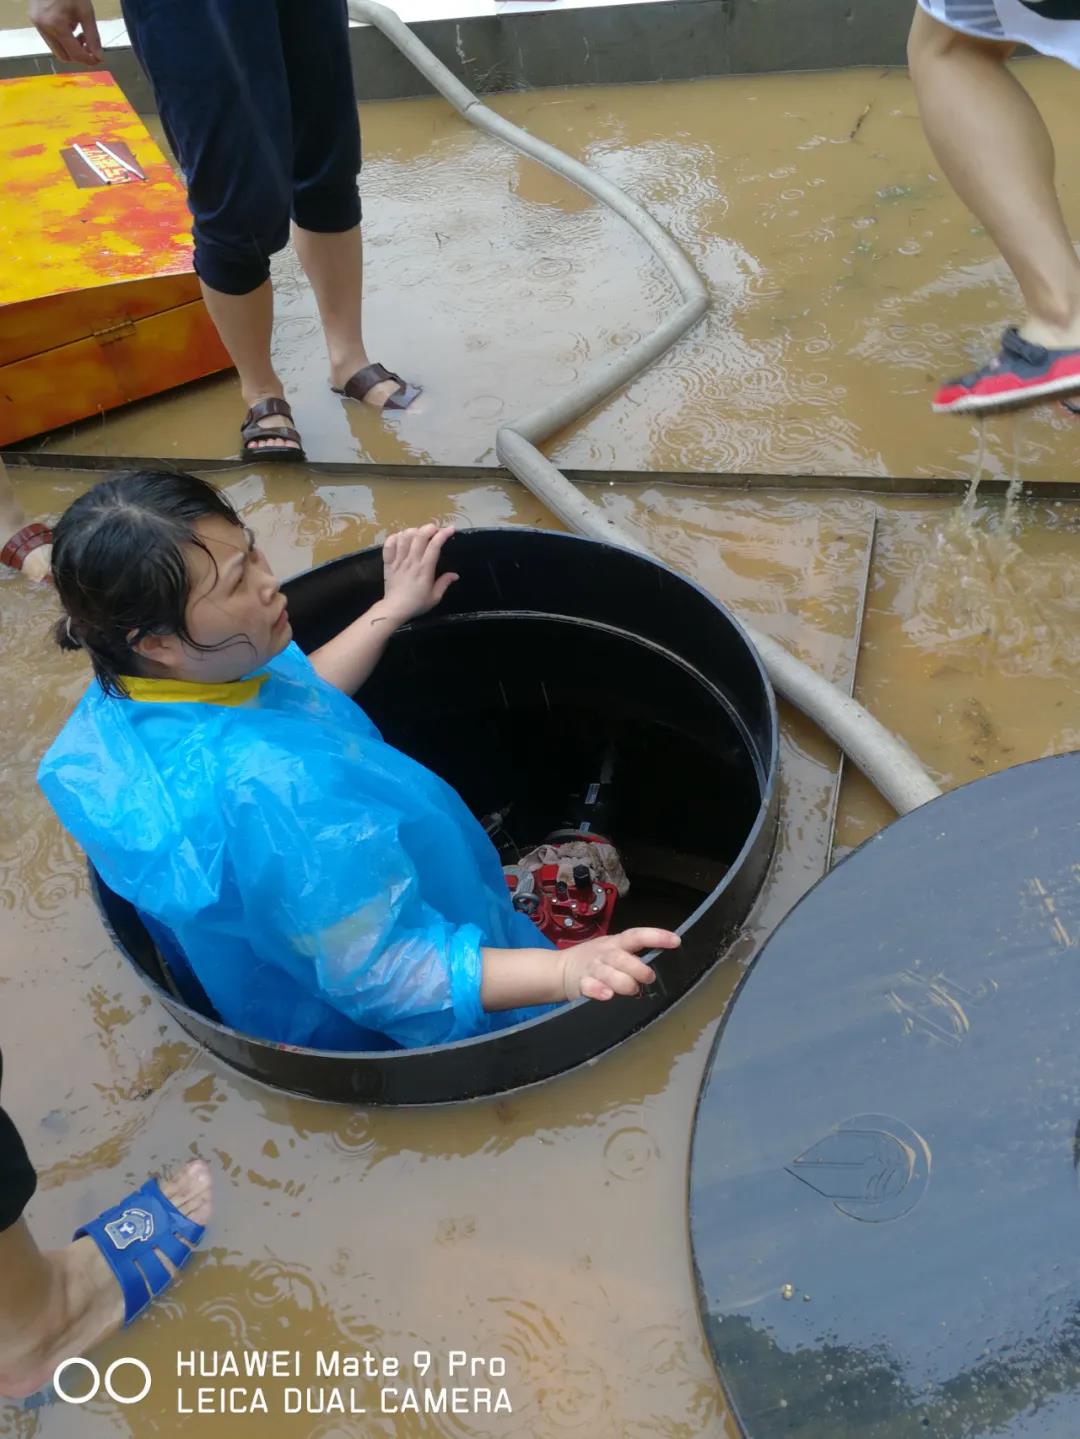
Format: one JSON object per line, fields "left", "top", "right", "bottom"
{"left": 92, "top": 316, "right": 137, "bottom": 345}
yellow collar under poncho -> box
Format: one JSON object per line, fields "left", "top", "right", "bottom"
{"left": 119, "top": 672, "right": 269, "bottom": 707}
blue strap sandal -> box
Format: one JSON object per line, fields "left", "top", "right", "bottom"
{"left": 73, "top": 1177, "right": 206, "bottom": 1325}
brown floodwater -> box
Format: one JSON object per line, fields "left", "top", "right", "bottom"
{"left": 17, "top": 60, "right": 1080, "bottom": 482}
{"left": 1, "top": 55, "right": 1079, "bottom": 1439}
{"left": 2, "top": 468, "right": 1077, "bottom": 1438}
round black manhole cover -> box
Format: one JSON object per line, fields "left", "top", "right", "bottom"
{"left": 690, "top": 752, "right": 1080, "bottom": 1438}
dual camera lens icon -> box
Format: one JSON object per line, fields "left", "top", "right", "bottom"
{"left": 52, "top": 1356, "right": 152, "bottom": 1405}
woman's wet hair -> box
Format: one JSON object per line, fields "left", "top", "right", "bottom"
{"left": 52, "top": 469, "right": 249, "bottom": 696}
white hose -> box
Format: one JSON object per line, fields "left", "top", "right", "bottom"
{"left": 349, "top": 0, "right": 942, "bottom": 815}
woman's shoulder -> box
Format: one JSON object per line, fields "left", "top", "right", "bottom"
{"left": 38, "top": 680, "right": 220, "bottom": 814}
{"left": 38, "top": 683, "right": 228, "bottom": 916}
{"left": 39, "top": 681, "right": 127, "bottom": 778}
{"left": 267, "top": 641, "right": 315, "bottom": 680}
{"left": 261, "top": 642, "right": 340, "bottom": 717}
{"left": 262, "top": 643, "right": 382, "bottom": 736}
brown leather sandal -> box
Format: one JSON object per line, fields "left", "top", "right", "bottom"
{"left": 332, "top": 363, "right": 422, "bottom": 413}
{"left": 1, "top": 521, "right": 53, "bottom": 574}
{"left": 240, "top": 397, "right": 306, "bottom": 461}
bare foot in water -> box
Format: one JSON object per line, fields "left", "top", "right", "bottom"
{"left": 18, "top": 544, "right": 52, "bottom": 584}
{"left": 0, "top": 1159, "right": 213, "bottom": 1401}
{"left": 0, "top": 462, "right": 52, "bottom": 582}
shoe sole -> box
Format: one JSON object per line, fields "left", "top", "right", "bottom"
{"left": 933, "top": 369, "right": 1080, "bottom": 415}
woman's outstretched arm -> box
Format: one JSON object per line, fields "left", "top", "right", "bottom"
{"left": 480, "top": 928, "right": 681, "bottom": 1010}
{"left": 310, "top": 524, "right": 458, "bottom": 693}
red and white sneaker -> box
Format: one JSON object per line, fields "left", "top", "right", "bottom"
{"left": 933, "top": 327, "right": 1080, "bottom": 415}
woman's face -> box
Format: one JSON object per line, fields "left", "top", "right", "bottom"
{"left": 136, "top": 514, "right": 292, "bottom": 681}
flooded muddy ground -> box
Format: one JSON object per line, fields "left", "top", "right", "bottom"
{"left": 1, "top": 54, "right": 1079, "bottom": 1439}
{"left": 2, "top": 470, "right": 1077, "bottom": 1438}
{"left": 17, "top": 61, "right": 1080, "bottom": 484}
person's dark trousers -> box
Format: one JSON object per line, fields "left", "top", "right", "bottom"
{"left": 0, "top": 1048, "right": 36, "bottom": 1234}
{"left": 122, "top": 0, "right": 363, "bottom": 295}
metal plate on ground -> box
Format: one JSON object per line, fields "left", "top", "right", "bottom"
{"left": 689, "top": 752, "right": 1080, "bottom": 1438}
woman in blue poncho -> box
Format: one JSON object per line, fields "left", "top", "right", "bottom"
{"left": 39, "top": 472, "right": 679, "bottom": 1051}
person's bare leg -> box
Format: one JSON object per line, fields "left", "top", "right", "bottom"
{"left": 0, "top": 1160, "right": 212, "bottom": 1401}
{"left": 0, "top": 457, "right": 51, "bottom": 582}
{"left": 909, "top": 7, "right": 1080, "bottom": 348}
{"left": 199, "top": 279, "right": 300, "bottom": 450}
{"left": 291, "top": 225, "right": 400, "bottom": 408}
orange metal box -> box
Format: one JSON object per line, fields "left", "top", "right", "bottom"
{"left": 0, "top": 71, "right": 231, "bottom": 446}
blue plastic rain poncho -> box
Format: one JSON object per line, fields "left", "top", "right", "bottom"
{"left": 38, "top": 643, "right": 555, "bottom": 1050}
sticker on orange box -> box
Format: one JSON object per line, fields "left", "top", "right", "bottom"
{"left": 60, "top": 138, "right": 146, "bottom": 188}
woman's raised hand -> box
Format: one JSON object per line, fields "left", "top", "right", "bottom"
{"left": 381, "top": 524, "right": 459, "bottom": 624}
